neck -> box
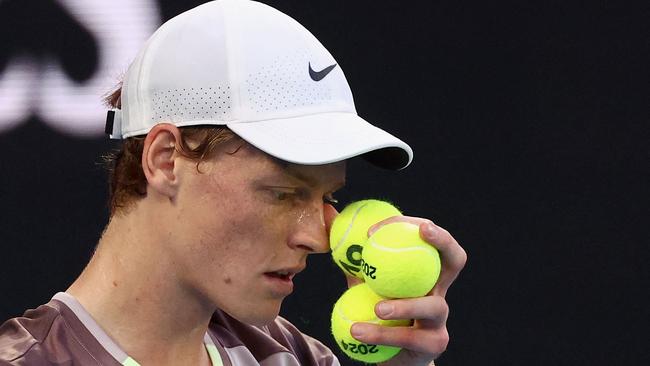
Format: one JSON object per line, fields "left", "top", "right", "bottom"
{"left": 67, "top": 210, "right": 213, "bottom": 366}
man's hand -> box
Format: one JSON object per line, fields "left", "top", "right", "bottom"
{"left": 346, "top": 216, "right": 467, "bottom": 366}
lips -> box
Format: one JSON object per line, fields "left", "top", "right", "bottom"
{"left": 265, "top": 270, "right": 295, "bottom": 281}
{"left": 263, "top": 265, "right": 305, "bottom": 295}
{"left": 264, "top": 265, "right": 304, "bottom": 280}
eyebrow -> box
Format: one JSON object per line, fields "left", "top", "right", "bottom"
{"left": 270, "top": 156, "right": 346, "bottom": 191}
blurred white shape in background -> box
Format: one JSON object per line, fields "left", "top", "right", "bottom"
{"left": 0, "top": 0, "right": 160, "bottom": 136}
{"left": 0, "top": 58, "right": 37, "bottom": 133}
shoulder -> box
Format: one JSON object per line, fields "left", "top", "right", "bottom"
{"left": 0, "top": 299, "right": 116, "bottom": 366}
{"left": 0, "top": 303, "right": 60, "bottom": 364}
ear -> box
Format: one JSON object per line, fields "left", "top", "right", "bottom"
{"left": 141, "top": 123, "right": 182, "bottom": 199}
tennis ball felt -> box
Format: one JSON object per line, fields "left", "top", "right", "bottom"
{"left": 331, "top": 283, "right": 411, "bottom": 363}
{"left": 362, "top": 222, "right": 441, "bottom": 298}
{"left": 330, "top": 199, "right": 402, "bottom": 279}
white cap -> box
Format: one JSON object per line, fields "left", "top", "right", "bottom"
{"left": 106, "top": 0, "right": 413, "bottom": 170}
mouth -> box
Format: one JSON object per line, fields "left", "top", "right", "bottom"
{"left": 263, "top": 266, "right": 304, "bottom": 295}
{"left": 264, "top": 270, "right": 296, "bottom": 281}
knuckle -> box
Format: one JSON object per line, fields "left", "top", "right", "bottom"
{"left": 437, "top": 297, "right": 450, "bottom": 315}
{"left": 457, "top": 247, "right": 468, "bottom": 268}
{"left": 436, "top": 228, "right": 455, "bottom": 247}
{"left": 403, "top": 332, "right": 423, "bottom": 348}
{"left": 434, "top": 328, "right": 450, "bottom": 353}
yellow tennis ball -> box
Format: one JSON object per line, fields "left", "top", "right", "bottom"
{"left": 329, "top": 200, "right": 402, "bottom": 278}
{"left": 362, "top": 222, "right": 441, "bottom": 298}
{"left": 331, "top": 283, "right": 411, "bottom": 363}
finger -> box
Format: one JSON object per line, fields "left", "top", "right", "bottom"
{"left": 350, "top": 322, "right": 449, "bottom": 355}
{"left": 375, "top": 296, "right": 449, "bottom": 328}
{"left": 420, "top": 222, "right": 467, "bottom": 297}
{"left": 346, "top": 275, "right": 363, "bottom": 288}
{"left": 367, "top": 215, "right": 422, "bottom": 236}
{"left": 324, "top": 203, "right": 339, "bottom": 236}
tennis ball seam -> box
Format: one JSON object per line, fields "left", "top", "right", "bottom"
{"left": 335, "top": 306, "right": 382, "bottom": 325}
{"left": 331, "top": 202, "right": 369, "bottom": 253}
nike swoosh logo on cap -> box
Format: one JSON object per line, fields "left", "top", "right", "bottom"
{"left": 309, "top": 62, "right": 337, "bottom": 81}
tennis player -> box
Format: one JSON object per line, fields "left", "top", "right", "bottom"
{"left": 0, "top": 1, "right": 466, "bottom": 365}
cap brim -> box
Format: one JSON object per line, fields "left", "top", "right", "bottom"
{"left": 227, "top": 112, "right": 413, "bottom": 170}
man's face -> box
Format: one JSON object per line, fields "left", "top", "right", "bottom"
{"left": 170, "top": 141, "right": 345, "bottom": 326}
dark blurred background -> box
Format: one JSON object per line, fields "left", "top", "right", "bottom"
{"left": 0, "top": 1, "right": 647, "bottom": 365}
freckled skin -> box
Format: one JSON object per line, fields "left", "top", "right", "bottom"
{"left": 166, "top": 142, "right": 345, "bottom": 326}
{"left": 64, "top": 129, "right": 346, "bottom": 366}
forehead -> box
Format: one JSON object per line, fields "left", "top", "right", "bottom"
{"left": 230, "top": 143, "right": 347, "bottom": 187}
{"left": 283, "top": 161, "right": 346, "bottom": 189}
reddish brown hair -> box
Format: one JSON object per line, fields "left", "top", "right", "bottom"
{"left": 103, "top": 83, "right": 240, "bottom": 215}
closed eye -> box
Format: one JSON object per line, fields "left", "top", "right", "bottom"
{"left": 273, "top": 191, "right": 290, "bottom": 201}
{"left": 270, "top": 188, "right": 298, "bottom": 201}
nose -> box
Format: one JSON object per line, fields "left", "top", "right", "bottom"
{"left": 288, "top": 203, "right": 339, "bottom": 254}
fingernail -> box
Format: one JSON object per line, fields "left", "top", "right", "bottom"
{"left": 350, "top": 323, "right": 365, "bottom": 338}
{"left": 376, "top": 301, "right": 393, "bottom": 317}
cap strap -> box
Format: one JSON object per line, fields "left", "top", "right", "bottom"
{"left": 105, "top": 110, "right": 123, "bottom": 139}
